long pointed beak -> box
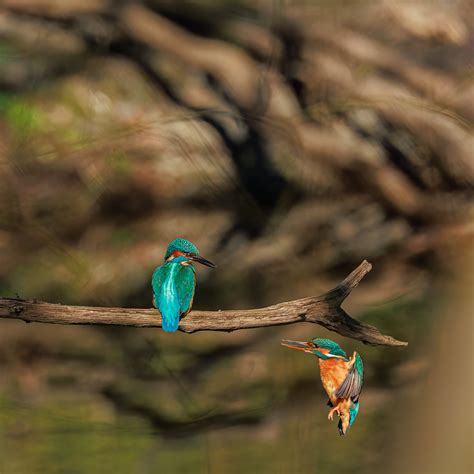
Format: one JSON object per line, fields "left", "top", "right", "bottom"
{"left": 281, "top": 339, "right": 315, "bottom": 352}
{"left": 190, "top": 255, "right": 217, "bottom": 268}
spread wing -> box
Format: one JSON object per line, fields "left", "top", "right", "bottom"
{"left": 335, "top": 353, "right": 364, "bottom": 402}
{"left": 175, "top": 265, "right": 196, "bottom": 316}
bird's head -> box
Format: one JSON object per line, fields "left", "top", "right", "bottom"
{"left": 281, "top": 338, "right": 346, "bottom": 359}
{"left": 164, "top": 238, "right": 216, "bottom": 268}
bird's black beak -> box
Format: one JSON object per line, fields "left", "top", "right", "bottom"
{"left": 190, "top": 255, "right": 217, "bottom": 268}
{"left": 281, "top": 340, "right": 316, "bottom": 352}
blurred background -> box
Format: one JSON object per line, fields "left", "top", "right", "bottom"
{"left": 0, "top": 1, "right": 473, "bottom": 473}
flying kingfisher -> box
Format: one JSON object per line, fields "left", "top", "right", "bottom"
{"left": 152, "top": 238, "right": 216, "bottom": 332}
{"left": 281, "top": 338, "right": 363, "bottom": 435}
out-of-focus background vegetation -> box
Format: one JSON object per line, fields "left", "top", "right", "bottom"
{"left": 0, "top": 1, "right": 473, "bottom": 473}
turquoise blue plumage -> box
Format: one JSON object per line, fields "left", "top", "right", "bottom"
{"left": 152, "top": 238, "right": 216, "bottom": 332}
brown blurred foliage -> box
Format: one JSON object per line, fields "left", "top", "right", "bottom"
{"left": 0, "top": 1, "right": 472, "bottom": 473}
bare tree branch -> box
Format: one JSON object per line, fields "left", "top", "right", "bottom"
{"left": 0, "top": 261, "right": 407, "bottom": 347}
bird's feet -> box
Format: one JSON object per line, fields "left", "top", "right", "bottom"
{"left": 348, "top": 351, "right": 357, "bottom": 368}
{"left": 328, "top": 406, "right": 340, "bottom": 421}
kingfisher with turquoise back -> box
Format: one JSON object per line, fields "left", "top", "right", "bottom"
{"left": 152, "top": 238, "right": 216, "bottom": 332}
{"left": 281, "top": 338, "right": 363, "bottom": 435}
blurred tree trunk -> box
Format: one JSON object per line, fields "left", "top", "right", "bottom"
{"left": 388, "top": 244, "right": 473, "bottom": 473}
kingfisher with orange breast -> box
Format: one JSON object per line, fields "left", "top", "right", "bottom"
{"left": 281, "top": 338, "right": 363, "bottom": 435}
{"left": 152, "top": 238, "right": 216, "bottom": 332}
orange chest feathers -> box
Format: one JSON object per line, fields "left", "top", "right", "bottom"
{"left": 318, "top": 358, "right": 349, "bottom": 402}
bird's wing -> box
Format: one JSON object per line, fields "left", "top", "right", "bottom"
{"left": 151, "top": 264, "right": 168, "bottom": 308}
{"left": 175, "top": 265, "right": 196, "bottom": 316}
{"left": 335, "top": 352, "right": 364, "bottom": 402}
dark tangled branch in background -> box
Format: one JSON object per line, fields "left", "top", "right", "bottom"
{"left": 0, "top": 0, "right": 473, "bottom": 285}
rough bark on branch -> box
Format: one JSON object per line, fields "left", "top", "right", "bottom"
{"left": 0, "top": 261, "right": 406, "bottom": 347}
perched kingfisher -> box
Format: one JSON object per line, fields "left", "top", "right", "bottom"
{"left": 281, "top": 338, "right": 363, "bottom": 435}
{"left": 152, "top": 238, "right": 216, "bottom": 332}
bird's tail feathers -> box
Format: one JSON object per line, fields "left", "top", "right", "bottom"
{"left": 157, "top": 295, "right": 181, "bottom": 332}
{"left": 338, "top": 418, "right": 345, "bottom": 436}
{"left": 338, "top": 401, "right": 360, "bottom": 436}
{"left": 161, "top": 315, "right": 179, "bottom": 332}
